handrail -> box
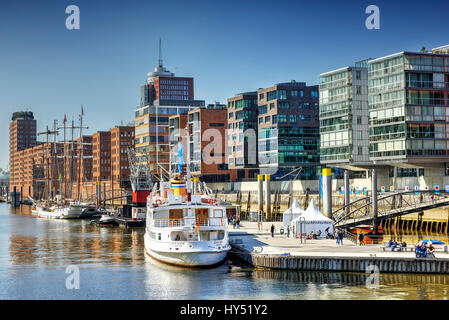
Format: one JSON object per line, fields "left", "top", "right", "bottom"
{"left": 334, "top": 190, "right": 449, "bottom": 227}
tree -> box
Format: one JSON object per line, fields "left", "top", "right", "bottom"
{"left": 420, "top": 46, "right": 427, "bottom": 53}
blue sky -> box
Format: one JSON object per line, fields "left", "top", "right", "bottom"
{"left": 1, "top": 0, "right": 448, "bottom": 169}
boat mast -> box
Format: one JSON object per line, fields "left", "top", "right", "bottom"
{"left": 53, "top": 120, "right": 58, "bottom": 202}
{"left": 76, "top": 106, "right": 89, "bottom": 202}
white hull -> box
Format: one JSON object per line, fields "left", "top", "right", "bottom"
{"left": 144, "top": 233, "right": 229, "bottom": 267}
{"left": 34, "top": 205, "right": 83, "bottom": 219}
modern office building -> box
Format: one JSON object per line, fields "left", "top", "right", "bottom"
{"left": 319, "top": 60, "right": 371, "bottom": 171}
{"left": 134, "top": 41, "right": 203, "bottom": 178}
{"left": 368, "top": 50, "right": 449, "bottom": 179}
{"left": 257, "top": 81, "right": 320, "bottom": 179}
{"left": 227, "top": 91, "right": 259, "bottom": 180}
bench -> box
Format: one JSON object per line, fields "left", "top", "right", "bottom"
{"left": 382, "top": 245, "right": 448, "bottom": 253}
{"left": 382, "top": 246, "right": 413, "bottom": 252}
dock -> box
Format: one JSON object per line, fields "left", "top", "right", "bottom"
{"left": 228, "top": 222, "right": 449, "bottom": 274}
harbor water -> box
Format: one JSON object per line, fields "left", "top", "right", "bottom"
{"left": 1, "top": 203, "right": 449, "bottom": 300}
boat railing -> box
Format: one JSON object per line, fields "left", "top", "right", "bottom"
{"left": 153, "top": 219, "right": 185, "bottom": 228}
{"left": 152, "top": 218, "right": 225, "bottom": 228}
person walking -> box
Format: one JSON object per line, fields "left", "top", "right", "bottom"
{"left": 336, "top": 229, "right": 340, "bottom": 245}
{"left": 338, "top": 230, "right": 344, "bottom": 245}
{"left": 358, "top": 232, "right": 365, "bottom": 246}
{"left": 270, "top": 224, "right": 275, "bottom": 238}
{"left": 287, "top": 225, "right": 290, "bottom": 238}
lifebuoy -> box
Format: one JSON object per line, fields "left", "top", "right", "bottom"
{"left": 155, "top": 199, "right": 162, "bottom": 206}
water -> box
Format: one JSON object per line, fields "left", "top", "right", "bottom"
{"left": 1, "top": 203, "right": 449, "bottom": 300}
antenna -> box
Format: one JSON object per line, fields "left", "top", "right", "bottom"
{"left": 158, "top": 38, "right": 163, "bottom": 68}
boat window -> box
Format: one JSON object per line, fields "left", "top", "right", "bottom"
{"left": 213, "top": 209, "right": 223, "bottom": 218}
{"left": 169, "top": 209, "right": 183, "bottom": 219}
{"left": 158, "top": 233, "right": 161, "bottom": 240}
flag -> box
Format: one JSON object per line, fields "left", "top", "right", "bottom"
{"left": 196, "top": 219, "right": 200, "bottom": 233}
{"left": 63, "top": 114, "right": 67, "bottom": 124}
{"left": 81, "top": 105, "right": 84, "bottom": 116}
{"left": 177, "top": 142, "right": 185, "bottom": 174}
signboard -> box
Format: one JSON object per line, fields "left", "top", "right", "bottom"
{"left": 425, "top": 186, "right": 429, "bottom": 191}
{"left": 445, "top": 185, "right": 449, "bottom": 193}
{"left": 363, "top": 187, "right": 368, "bottom": 195}
{"left": 355, "top": 187, "right": 360, "bottom": 195}
{"left": 390, "top": 186, "right": 394, "bottom": 192}
{"left": 381, "top": 186, "right": 385, "bottom": 193}
{"left": 405, "top": 186, "right": 409, "bottom": 191}
{"left": 435, "top": 185, "right": 440, "bottom": 195}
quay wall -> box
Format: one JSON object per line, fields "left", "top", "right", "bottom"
{"left": 230, "top": 243, "right": 449, "bottom": 274}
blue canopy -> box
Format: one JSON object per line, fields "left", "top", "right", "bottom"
{"left": 423, "top": 240, "right": 445, "bottom": 245}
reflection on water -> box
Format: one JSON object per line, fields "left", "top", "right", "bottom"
{"left": 1, "top": 204, "right": 449, "bottom": 300}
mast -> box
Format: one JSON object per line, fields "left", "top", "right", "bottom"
{"left": 77, "top": 106, "right": 83, "bottom": 202}
{"left": 70, "top": 117, "right": 75, "bottom": 200}
{"left": 63, "top": 115, "right": 67, "bottom": 201}
{"left": 53, "top": 120, "right": 58, "bottom": 201}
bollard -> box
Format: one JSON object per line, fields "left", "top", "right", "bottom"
{"left": 264, "top": 174, "right": 271, "bottom": 221}
{"left": 344, "top": 170, "right": 350, "bottom": 215}
{"left": 322, "top": 168, "right": 332, "bottom": 219}
{"left": 258, "top": 174, "right": 263, "bottom": 221}
{"left": 372, "top": 169, "right": 378, "bottom": 234}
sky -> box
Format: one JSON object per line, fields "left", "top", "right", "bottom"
{"left": 0, "top": 0, "right": 448, "bottom": 169}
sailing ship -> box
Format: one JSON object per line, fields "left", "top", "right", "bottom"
{"left": 31, "top": 107, "right": 91, "bottom": 219}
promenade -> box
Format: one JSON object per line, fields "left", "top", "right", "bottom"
{"left": 228, "top": 222, "right": 449, "bottom": 274}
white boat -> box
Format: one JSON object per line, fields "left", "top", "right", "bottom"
{"left": 144, "top": 192, "right": 230, "bottom": 267}
{"left": 33, "top": 202, "right": 84, "bottom": 219}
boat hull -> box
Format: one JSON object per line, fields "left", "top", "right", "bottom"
{"left": 144, "top": 233, "right": 229, "bottom": 267}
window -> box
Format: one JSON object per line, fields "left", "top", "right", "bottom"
{"left": 356, "top": 86, "right": 362, "bottom": 95}
{"left": 259, "top": 117, "right": 263, "bottom": 124}
{"left": 229, "top": 112, "right": 234, "bottom": 119}
{"left": 272, "top": 115, "right": 277, "bottom": 124}
{"left": 278, "top": 115, "right": 287, "bottom": 123}
{"left": 289, "top": 114, "right": 297, "bottom": 123}
{"left": 265, "top": 116, "right": 270, "bottom": 123}
{"left": 291, "top": 90, "right": 298, "bottom": 97}
{"left": 356, "top": 71, "right": 361, "bottom": 80}
{"left": 357, "top": 116, "right": 362, "bottom": 125}
{"left": 259, "top": 93, "right": 265, "bottom": 100}
{"left": 269, "top": 103, "right": 275, "bottom": 110}
{"left": 358, "top": 147, "right": 363, "bottom": 155}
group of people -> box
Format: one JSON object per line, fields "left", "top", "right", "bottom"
{"left": 229, "top": 216, "right": 240, "bottom": 229}
{"left": 387, "top": 239, "right": 407, "bottom": 251}
{"left": 415, "top": 240, "right": 435, "bottom": 258}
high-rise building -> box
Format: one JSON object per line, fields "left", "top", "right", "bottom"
{"left": 226, "top": 92, "right": 259, "bottom": 180}
{"left": 257, "top": 81, "right": 320, "bottom": 179}
{"left": 134, "top": 40, "right": 204, "bottom": 178}
{"left": 319, "top": 60, "right": 370, "bottom": 171}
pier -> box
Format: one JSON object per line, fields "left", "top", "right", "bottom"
{"left": 229, "top": 222, "right": 449, "bottom": 274}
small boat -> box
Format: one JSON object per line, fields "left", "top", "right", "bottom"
{"left": 79, "top": 206, "right": 105, "bottom": 219}
{"left": 90, "top": 214, "right": 117, "bottom": 226}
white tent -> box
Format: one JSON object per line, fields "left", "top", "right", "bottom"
{"left": 291, "top": 199, "right": 334, "bottom": 238}
{"left": 282, "top": 198, "right": 306, "bottom": 228}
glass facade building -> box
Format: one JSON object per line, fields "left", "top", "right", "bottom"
{"left": 319, "top": 63, "right": 370, "bottom": 169}
{"left": 257, "top": 81, "right": 320, "bottom": 180}
{"left": 368, "top": 51, "right": 449, "bottom": 165}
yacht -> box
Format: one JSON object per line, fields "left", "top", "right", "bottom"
{"left": 144, "top": 183, "right": 230, "bottom": 267}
